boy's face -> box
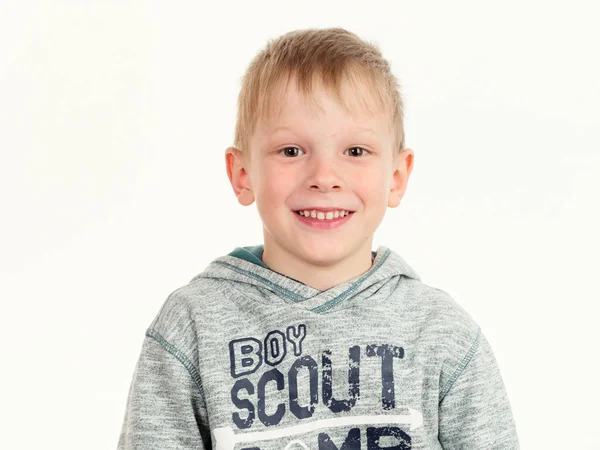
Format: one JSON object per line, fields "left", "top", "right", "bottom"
{"left": 226, "top": 76, "right": 413, "bottom": 270}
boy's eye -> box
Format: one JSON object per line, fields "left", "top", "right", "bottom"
{"left": 345, "top": 146, "right": 367, "bottom": 157}
{"left": 279, "top": 146, "right": 305, "bottom": 157}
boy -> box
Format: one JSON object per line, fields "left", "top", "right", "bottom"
{"left": 118, "top": 28, "right": 519, "bottom": 449}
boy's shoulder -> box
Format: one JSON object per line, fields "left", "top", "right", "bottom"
{"left": 144, "top": 275, "right": 228, "bottom": 360}
{"left": 405, "top": 276, "right": 480, "bottom": 335}
{"left": 401, "top": 276, "right": 485, "bottom": 381}
{"left": 147, "top": 274, "right": 224, "bottom": 327}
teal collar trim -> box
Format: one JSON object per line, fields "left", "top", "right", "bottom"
{"left": 228, "top": 245, "right": 269, "bottom": 269}
{"left": 229, "top": 244, "right": 378, "bottom": 296}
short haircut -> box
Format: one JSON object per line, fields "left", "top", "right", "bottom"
{"left": 233, "top": 28, "right": 405, "bottom": 155}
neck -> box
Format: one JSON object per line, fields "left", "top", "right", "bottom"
{"left": 261, "top": 237, "right": 374, "bottom": 291}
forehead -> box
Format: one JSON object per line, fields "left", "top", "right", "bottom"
{"left": 257, "top": 74, "right": 391, "bottom": 132}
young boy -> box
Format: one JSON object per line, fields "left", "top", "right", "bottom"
{"left": 118, "top": 28, "right": 519, "bottom": 449}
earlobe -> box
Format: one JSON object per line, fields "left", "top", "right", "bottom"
{"left": 387, "top": 188, "right": 402, "bottom": 208}
{"left": 225, "top": 146, "right": 255, "bottom": 206}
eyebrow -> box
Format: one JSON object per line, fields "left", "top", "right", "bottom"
{"left": 266, "top": 126, "right": 296, "bottom": 138}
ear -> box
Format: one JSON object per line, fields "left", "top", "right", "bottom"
{"left": 225, "top": 146, "right": 255, "bottom": 206}
{"left": 387, "top": 148, "right": 414, "bottom": 208}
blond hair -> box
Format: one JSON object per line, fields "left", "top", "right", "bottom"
{"left": 233, "top": 28, "right": 405, "bottom": 155}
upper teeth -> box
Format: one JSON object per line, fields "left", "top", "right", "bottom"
{"left": 297, "top": 210, "right": 352, "bottom": 220}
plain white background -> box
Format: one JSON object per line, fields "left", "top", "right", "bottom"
{"left": 1, "top": 0, "right": 599, "bottom": 448}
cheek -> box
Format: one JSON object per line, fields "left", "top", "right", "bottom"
{"left": 255, "top": 165, "right": 296, "bottom": 206}
{"left": 356, "top": 166, "right": 390, "bottom": 200}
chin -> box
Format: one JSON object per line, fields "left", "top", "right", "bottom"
{"left": 294, "top": 239, "right": 350, "bottom": 264}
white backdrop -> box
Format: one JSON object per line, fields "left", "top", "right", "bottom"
{"left": 1, "top": 1, "right": 599, "bottom": 448}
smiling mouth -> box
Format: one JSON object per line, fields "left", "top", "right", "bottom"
{"left": 293, "top": 209, "right": 355, "bottom": 220}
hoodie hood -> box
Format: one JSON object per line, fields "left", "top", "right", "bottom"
{"left": 191, "top": 244, "right": 421, "bottom": 314}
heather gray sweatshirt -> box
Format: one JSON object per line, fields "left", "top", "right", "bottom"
{"left": 117, "top": 245, "right": 519, "bottom": 449}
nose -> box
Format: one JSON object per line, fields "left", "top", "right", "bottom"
{"left": 305, "top": 153, "right": 342, "bottom": 193}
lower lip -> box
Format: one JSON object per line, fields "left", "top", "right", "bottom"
{"left": 294, "top": 211, "right": 354, "bottom": 229}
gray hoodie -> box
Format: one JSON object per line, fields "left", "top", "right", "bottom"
{"left": 117, "top": 245, "right": 519, "bottom": 449}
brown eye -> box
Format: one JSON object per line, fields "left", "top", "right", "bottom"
{"left": 346, "top": 147, "right": 366, "bottom": 157}
{"left": 281, "top": 146, "right": 304, "bottom": 157}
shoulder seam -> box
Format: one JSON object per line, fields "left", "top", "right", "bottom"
{"left": 146, "top": 328, "right": 206, "bottom": 403}
{"left": 439, "top": 326, "right": 481, "bottom": 401}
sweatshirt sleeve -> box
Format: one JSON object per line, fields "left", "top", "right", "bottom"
{"left": 438, "top": 327, "right": 520, "bottom": 449}
{"left": 117, "top": 331, "right": 211, "bottom": 450}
